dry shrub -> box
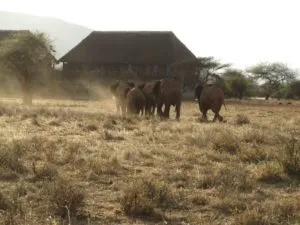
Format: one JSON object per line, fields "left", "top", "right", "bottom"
{"left": 242, "top": 129, "right": 268, "bottom": 144}
{"left": 0, "top": 143, "right": 27, "bottom": 174}
{"left": 239, "top": 147, "right": 268, "bottom": 163}
{"left": 234, "top": 198, "right": 300, "bottom": 225}
{"left": 83, "top": 124, "right": 98, "bottom": 132}
{"left": 185, "top": 133, "right": 210, "bottom": 148}
{"left": 0, "top": 192, "right": 11, "bottom": 210}
{"left": 33, "top": 163, "right": 58, "bottom": 181}
{"left": 0, "top": 170, "right": 20, "bottom": 181}
{"left": 281, "top": 134, "right": 300, "bottom": 177}
{"left": 197, "top": 166, "right": 254, "bottom": 193}
{"left": 212, "top": 131, "right": 240, "bottom": 154}
{"left": 256, "top": 162, "right": 286, "bottom": 183}
{"left": 191, "top": 195, "right": 209, "bottom": 206}
{"left": 43, "top": 141, "right": 83, "bottom": 166}
{"left": 43, "top": 178, "right": 85, "bottom": 218}
{"left": 90, "top": 156, "right": 123, "bottom": 175}
{"left": 120, "top": 179, "right": 174, "bottom": 220}
{"left": 235, "top": 114, "right": 250, "bottom": 125}
{"left": 212, "top": 196, "right": 247, "bottom": 215}
{"left": 103, "top": 130, "right": 125, "bottom": 141}
{"left": 0, "top": 192, "right": 24, "bottom": 225}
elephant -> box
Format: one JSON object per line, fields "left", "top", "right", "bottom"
{"left": 139, "top": 81, "right": 158, "bottom": 116}
{"left": 153, "top": 78, "right": 182, "bottom": 120}
{"left": 110, "top": 80, "right": 135, "bottom": 115}
{"left": 125, "top": 85, "right": 147, "bottom": 115}
{"left": 194, "top": 83, "right": 226, "bottom": 122}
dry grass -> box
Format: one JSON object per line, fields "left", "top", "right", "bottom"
{"left": 0, "top": 97, "right": 299, "bottom": 224}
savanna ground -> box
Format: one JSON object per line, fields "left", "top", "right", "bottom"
{"left": 0, "top": 96, "right": 300, "bottom": 225}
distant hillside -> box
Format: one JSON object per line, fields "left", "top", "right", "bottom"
{"left": 0, "top": 11, "right": 92, "bottom": 59}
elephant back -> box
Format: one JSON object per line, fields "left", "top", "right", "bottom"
{"left": 200, "top": 85, "right": 224, "bottom": 104}
{"left": 159, "top": 78, "right": 182, "bottom": 105}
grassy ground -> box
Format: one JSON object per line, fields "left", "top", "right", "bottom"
{"left": 0, "top": 97, "right": 299, "bottom": 225}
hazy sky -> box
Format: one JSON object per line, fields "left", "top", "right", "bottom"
{"left": 2, "top": 0, "right": 300, "bottom": 70}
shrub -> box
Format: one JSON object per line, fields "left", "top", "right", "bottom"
{"left": 0, "top": 143, "right": 27, "bottom": 174}
{"left": 120, "top": 179, "right": 173, "bottom": 219}
{"left": 281, "top": 134, "right": 300, "bottom": 177}
{"left": 212, "top": 131, "right": 240, "bottom": 154}
{"left": 256, "top": 162, "right": 286, "bottom": 183}
{"left": 43, "top": 178, "right": 85, "bottom": 218}
{"left": 235, "top": 114, "right": 250, "bottom": 125}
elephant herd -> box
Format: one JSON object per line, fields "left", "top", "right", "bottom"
{"left": 110, "top": 77, "right": 226, "bottom": 122}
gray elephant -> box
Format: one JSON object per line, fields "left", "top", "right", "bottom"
{"left": 125, "top": 85, "right": 147, "bottom": 115}
{"left": 110, "top": 80, "right": 135, "bottom": 115}
{"left": 194, "top": 83, "right": 226, "bottom": 122}
{"left": 138, "top": 81, "right": 158, "bottom": 116}
{"left": 153, "top": 78, "right": 182, "bottom": 120}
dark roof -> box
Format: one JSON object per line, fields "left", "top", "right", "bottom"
{"left": 0, "top": 29, "right": 30, "bottom": 41}
{"left": 59, "top": 31, "right": 196, "bottom": 64}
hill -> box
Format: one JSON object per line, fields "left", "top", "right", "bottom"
{"left": 0, "top": 11, "right": 92, "bottom": 59}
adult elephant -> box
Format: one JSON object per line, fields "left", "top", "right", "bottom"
{"left": 153, "top": 78, "right": 182, "bottom": 120}
{"left": 110, "top": 80, "right": 135, "bottom": 115}
{"left": 194, "top": 83, "right": 226, "bottom": 122}
{"left": 125, "top": 85, "right": 147, "bottom": 115}
{"left": 139, "top": 81, "right": 158, "bottom": 116}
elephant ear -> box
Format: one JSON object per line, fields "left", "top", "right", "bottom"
{"left": 194, "top": 84, "right": 203, "bottom": 101}
{"left": 138, "top": 83, "right": 146, "bottom": 90}
{"left": 124, "top": 87, "right": 132, "bottom": 97}
{"left": 152, "top": 80, "right": 161, "bottom": 99}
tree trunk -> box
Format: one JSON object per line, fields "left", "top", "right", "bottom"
{"left": 21, "top": 78, "right": 32, "bottom": 105}
{"left": 265, "top": 95, "right": 270, "bottom": 100}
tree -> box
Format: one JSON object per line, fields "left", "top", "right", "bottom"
{"left": 247, "top": 62, "right": 296, "bottom": 100}
{"left": 286, "top": 80, "right": 300, "bottom": 99}
{"left": 0, "top": 31, "right": 55, "bottom": 105}
{"left": 172, "top": 56, "right": 231, "bottom": 85}
{"left": 222, "top": 69, "right": 249, "bottom": 99}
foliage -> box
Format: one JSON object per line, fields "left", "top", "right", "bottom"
{"left": 222, "top": 69, "right": 249, "bottom": 99}
{"left": 0, "top": 31, "right": 55, "bottom": 104}
{"left": 285, "top": 80, "right": 300, "bottom": 99}
{"left": 247, "top": 62, "right": 296, "bottom": 99}
{"left": 172, "top": 56, "right": 231, "bottom": 85}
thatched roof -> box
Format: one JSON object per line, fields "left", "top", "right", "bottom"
{"left": 59, "top": 31, "right": 196, "bottom": 64}
{"left": 0, "top": 29, "right": 30, "bottom": 41}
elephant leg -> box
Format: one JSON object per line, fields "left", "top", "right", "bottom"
{"left": 213, "top": 113, "right": 218, "bottom": 122}
{"left": 175, "top": 102, "right": 181, "bottom": 121}
{"left": 201, "top": 110, "right": 208, "bottom": 121}
{"left": 164, "top": 104, "right": 171, "bottom": 118}
{"left": 151, "top": 104, "right": 156, "bottom": 115}
{"left": 121, "top": 104, "right": 126, "bottom": 116}
{"left": 157, "top": 102, "right": 164, "bottom": 117}
{"left": 218, "top": 114, "right": 223, "bottom": 122}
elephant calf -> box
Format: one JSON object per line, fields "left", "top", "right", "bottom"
{"left": 125, "top": 86, "right": 146, "bottom": 115}
{"left": 194, "top": 83, "right": 226, "bottom": 122}
{"left": 110, "top": 80, "right": 135, "bottom": 115}
{"left": 139, "top": 81, "right": 158, "bottom": 116}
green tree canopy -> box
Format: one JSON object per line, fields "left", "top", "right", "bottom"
{"left": 172, "top": 56, "right": 231, "bottom": 85}
{"left": 0, "top": 31, "right": 55, "bottom": 104}
{"left": 222, "top": 69, "right": 249, "bottom": 99}
{"left": 286, "top": 80, "right": 300, "bottom": 99}
{"left": 247, "top": 62, "right": 296, "bottom": 99}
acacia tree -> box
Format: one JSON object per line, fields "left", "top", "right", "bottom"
{"left": 172, "top": 56, "right": 231, "bottom": 85}
{"left": 222, "top": 69, "right": 249, "bottom": 99}
{"left": 247, "top": 62, "right": 296, "bottom": 100}
{"left": 0, "top": 31, "right": 55, "bottom": 105}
